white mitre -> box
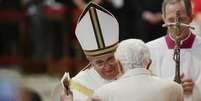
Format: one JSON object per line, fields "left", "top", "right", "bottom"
{"left": 75, "top": 2, "right": 119, "bottom": 56}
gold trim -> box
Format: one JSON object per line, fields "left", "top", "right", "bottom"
{"left": 70, "top": 80, "right": 94, "bottom": 96}
{"left": 78, "top": 2, "right": 114, "bottom": 22}
{"left": 84, "top": 43, "right": 118, "bottom": 56}
{"left": 90, "top": 7, "right": 105, "bottom": 48}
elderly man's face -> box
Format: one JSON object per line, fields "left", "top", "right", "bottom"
{"left": 88, "top": 52, "right": 120, "bottom": 80}
{"left": 163, "top": 1, "right": 192, "bottom": 39}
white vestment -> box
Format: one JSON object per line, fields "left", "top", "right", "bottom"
{"left": 70, "top": 66, "right": 110, "bottom": 101}
{"left": 52, "top": 65, "right": 111, "bottom": 101}
{"left": 94, "top": 68, "right": 183, "bottom": 101}
{"left": 147, "top": 33, "right": 201, "bottom": 101}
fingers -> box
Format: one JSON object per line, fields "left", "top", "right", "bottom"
{"left": 180, "top": 73, "right": 194, "bottom": 95}
{"left": 181, "top": 79, "right": 194, "bottom": 96}
{"left": 87, "top": 96, "right": 101, "bottom": 101}
{"left": 91, "top": 96, "right": 101, "bottom": 101}
{"left": 180, "top": 73, "right": 184, "bottom": 79}
{"left": 60, "top": 93, "right": 73, "bottom": 101}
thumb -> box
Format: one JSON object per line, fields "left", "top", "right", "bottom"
{"left": 180, "top": 72, "right": 185, "bottom": 80}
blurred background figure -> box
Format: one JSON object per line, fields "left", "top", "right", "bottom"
{"left": 23, "top": 0, "right": 48, "bottom": 63}
{"left": 0, "top": 0, "right": 25, "bottom": 65}
{"left": 0, "top": 69, "right": 22, "bottom": 101}
{"left": 21, "top": 88, "right": 42, "bottom": 101}
{"left": 0, "top": 70, "right": 42, "bottom": 101}
{"left": 135, "top": 0, "right": 165, "bottom": 42}
{"left": 115, "top": 0, "right": 139, "bottom": 41}
{"left": 0, "top": 67, "right": 57, "bottom": 101}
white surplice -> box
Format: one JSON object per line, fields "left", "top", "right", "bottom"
{"left": 147, "top": 33, "right": 201, "bottom": 101}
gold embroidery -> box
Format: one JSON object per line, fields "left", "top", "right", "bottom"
{"left": 70, "top": 80, "right": 94, "bottom": 96}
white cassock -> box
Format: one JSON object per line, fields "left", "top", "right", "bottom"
{"left": 94, "top": 68, "right": 183, "bottom": 101}
{"left": 69, "top": 65, "right": 111, "bottom": 101}
{"left": 147, "top": 33, "right": 201, "bottom": 101}
{"left": 52, "top": 65, "right": 111, "bottom": 101}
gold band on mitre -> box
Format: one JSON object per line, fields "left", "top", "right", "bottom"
{"left": 84, "top": 42, "right": 118, "bottom": 56}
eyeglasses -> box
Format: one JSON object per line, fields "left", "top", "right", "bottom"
{"left": 92, "top": 56, "right": 116, "bottom": 68}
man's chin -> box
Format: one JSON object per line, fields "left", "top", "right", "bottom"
{"left": 103, "top": 73, "right": 119, "bottom": 80}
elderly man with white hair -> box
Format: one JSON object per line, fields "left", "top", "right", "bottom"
{"left": 92, "top": 39, "right": 183, "bottom": 101}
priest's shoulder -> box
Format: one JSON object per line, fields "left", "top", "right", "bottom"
{"left": 146, "top": 37, "right": 166, "bottom": 49}
{"left": 194, "top": 35, "right": 201, "bottom": 46}
{"left": 72, "top": 64, "right": 92, "bottom": 81}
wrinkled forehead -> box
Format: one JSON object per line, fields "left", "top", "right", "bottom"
{"left": 165, "top": 1, "right": 187, "bottom": 16}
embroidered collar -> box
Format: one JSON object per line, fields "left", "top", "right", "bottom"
{"left": 165, "top": 33, "right": 195, "bottom": 49}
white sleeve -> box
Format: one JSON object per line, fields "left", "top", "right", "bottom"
{"left": 170, "top": 83, "right": 184, "bottom": 101}
{"left": 93, "top": 88, "right": 109, "bottom": 101}
{"left": 51, "top": 82, "right": 65, "bottom": 101}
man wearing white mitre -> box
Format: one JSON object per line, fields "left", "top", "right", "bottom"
{"left": 52, "top": 2, "right": 122, "bottom": 101}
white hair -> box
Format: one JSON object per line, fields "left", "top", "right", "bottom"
{"left": 115, "top": 39, "right": 150, "bottom": 72}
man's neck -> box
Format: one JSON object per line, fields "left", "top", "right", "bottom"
{"left": 165, "top": 32, "right": 195, "bottom": 49}
{"left": 169, "top": 30, "right": 190, "bottom": 40}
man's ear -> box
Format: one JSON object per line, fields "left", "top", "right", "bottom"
{"left": 162, "top": 14, "right": 166, "bottom": 23}
{"left": 188, "top": 16, "right": 193, "bottom": 24}
{"left": 146, "top": 59, "right": 152, "bottom": 70}
{"left": 143, "top": 59, "right": 152, "bottom": 70}
{"left": 117, "top": 60, "right": 124, "bottom": 74}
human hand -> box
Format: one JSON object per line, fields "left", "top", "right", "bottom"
{"left": 180, "top": 73, "right": 194, "bottom": 96}
{"left": 60, "top": 93, "right": 73, "bottom": 101}
{"left": 73, "top": 0, "right": 87, "bottom": 10}
{"left": 87, "top": 96, "right": 101, "bottom": 101}
{"left": 142, "top": 11, "right": 162, "bottom": 24}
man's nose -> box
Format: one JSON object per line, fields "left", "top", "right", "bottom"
{"left": 103, "top": 63, "right": 113, "bottom": 69}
